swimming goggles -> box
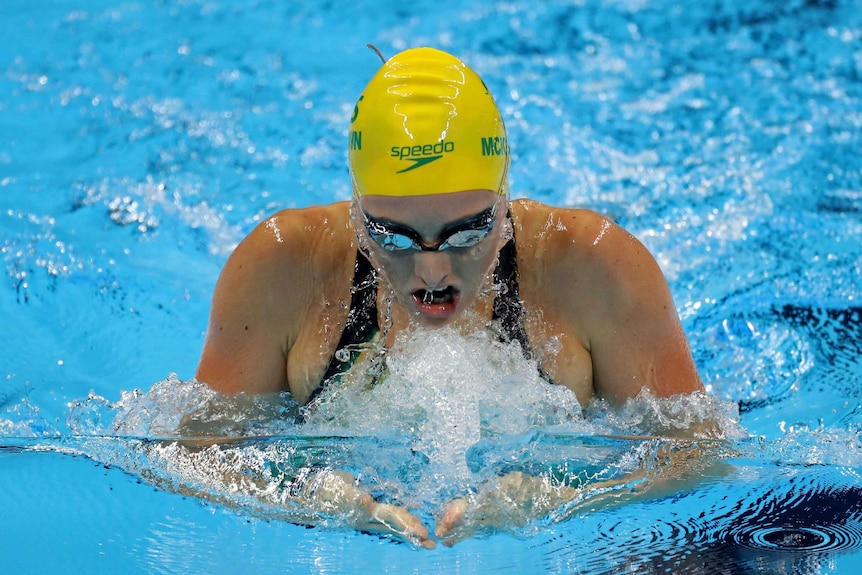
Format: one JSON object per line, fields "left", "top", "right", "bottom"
{"left": 362, "top": 203, "right": 498, "bottom": 252}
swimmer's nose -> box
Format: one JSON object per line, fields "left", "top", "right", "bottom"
{"left": 413, "top": 251, "right": 452, "bottom": 288}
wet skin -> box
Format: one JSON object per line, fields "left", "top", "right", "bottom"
{"left": 356, "top": 190, "right": 508, "bottom": 328}
{"left": 195, "top": 190, "right": 704, "bottom": 546}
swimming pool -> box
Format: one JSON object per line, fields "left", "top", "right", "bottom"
{"left": 2, "top": 0, "right": 861, "bottom": 572}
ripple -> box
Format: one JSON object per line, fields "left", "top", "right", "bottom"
{"left": 736, "top": 525, "right": 846, "bottom": 552}
{"left": 537, "top": 469, "right": 862, "bottom": 574}
{"left": 722, "top": 481, "right": 862, "bottom": 554}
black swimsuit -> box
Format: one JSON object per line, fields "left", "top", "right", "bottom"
{"left": 309, "top": 235, "right": 536, "bottom": 404}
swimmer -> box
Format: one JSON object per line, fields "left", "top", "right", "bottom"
{"left": 195, "top": 47, "right": 704, "bottom": 548}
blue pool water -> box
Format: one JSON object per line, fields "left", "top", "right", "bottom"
{"left": 2, "top": 0, "right": 861, "bottom": 573}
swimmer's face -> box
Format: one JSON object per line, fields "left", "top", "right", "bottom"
{"left": 354, "top": 189, "right": 508, "bottom": 327}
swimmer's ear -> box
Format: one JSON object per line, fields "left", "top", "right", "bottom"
{"left": 366, "top": 44, "right": 387, "bottom": 63}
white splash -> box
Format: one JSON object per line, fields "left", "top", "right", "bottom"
{"left": 305, "top": 326, "right": 586, "bottom": 487}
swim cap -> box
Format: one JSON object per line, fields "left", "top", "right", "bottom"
{"left": 348, "top": 47, "right": 509, "bottom": 198}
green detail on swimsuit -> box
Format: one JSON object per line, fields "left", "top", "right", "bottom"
{"left": 335, "top": 325, "right": 380, "bottom": 370}
{"left": 345, "top": 332, "right": 389, "bottom": 394}
{"left": 312, "top": 327, "right": 388, "bottom": 407}
{"left": 264, "top": 454, "right": 329, "bottom": 501}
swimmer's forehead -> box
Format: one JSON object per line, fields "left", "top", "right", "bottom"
{"left": 359, "top": 190, "right": 500, "bottom": 231}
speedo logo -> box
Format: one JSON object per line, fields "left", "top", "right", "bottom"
{"left": 391, "top": 141, "right": 455, "bottom": 173}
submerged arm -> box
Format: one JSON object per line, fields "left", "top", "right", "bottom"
{"left": 142, "top": 437, "right": 436, "bottom": 548}
{"left": 288, "top": 468, "right": 435, "bottom": 548}
{"left": 435, "top": 435, "right": 729, "bottom": 546}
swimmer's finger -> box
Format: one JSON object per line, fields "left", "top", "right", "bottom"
{"left": 312, "top": 471, "right": 435, "bottom": 548}
{"left": 372, "top": 502, "right": 434, "bottom": 548}
{"left": 358, "top": 502, "right": 436, "bottom": 549}
{"left": 434, "top": 497, "right": 468, "bottom": 539}
{"left": 441, "top": 514, "right": 484, "bottom": 548}
{"left": 437, "top": 498, "right": 490, "bottom": 547}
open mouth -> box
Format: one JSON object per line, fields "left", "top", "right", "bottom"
{"left": 412, "top": 286, "right": 460, "bottom": 319}
{"left": 414, "top": 286, "right": 455, "bottom": 305}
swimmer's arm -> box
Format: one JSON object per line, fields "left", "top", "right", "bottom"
{"left": 435, "top": 469, "right": 640, "bottom": 546}
{"left": 436, "top": 439, "right": 728, "bottom": 546}
{"left": 143, "top": 439, "right": 435, "bottom": 548}
{"left": 196, "top": 215, "right": 304, "bottom": 395}
{"left": 568, "top": 216, "right": 703, "bottom": 403}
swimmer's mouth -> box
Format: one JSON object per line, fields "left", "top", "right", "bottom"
{"left": 413, "top": 286, "right": 458, "bottom": 306}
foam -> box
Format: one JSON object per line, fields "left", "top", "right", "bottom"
{"left": 67, "top": 374, "right": 301, "bottom": 438}
{"left": 585, "top": 388, "right": 748, "bottom": 441}
{"left": 48, "top": 331, "right": 752, "bottom": 533}
{"left": 305, "top": 327, "right": 586, "bottom": 483}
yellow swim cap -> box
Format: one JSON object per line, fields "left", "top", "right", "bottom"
{"left": 348, "top": 47, "right": 509, "bottom": 198}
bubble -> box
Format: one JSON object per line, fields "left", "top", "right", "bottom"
{"left": 66, "top": 374, "right": 301, "bottom": 438}
{"left": 304, "top": 326, "right": 588, "bottom": 501}
{"left": 585, "top": 388, "right": 747, "bottom": 441}
{"left": 51, "top": 333, "right": 748, "bottom": 530}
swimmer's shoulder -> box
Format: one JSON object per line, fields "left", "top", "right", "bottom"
{"left": 510, "top": 198, "right": 661, "bottom": 299}
{"left": 232, "top": 201, "right": 355, "bottom": 275}
{"left": 510, "top": 199, "right": 621, "bottom": 260}
{"left": 212, "top": 202, "right": 355, "bottom": 320}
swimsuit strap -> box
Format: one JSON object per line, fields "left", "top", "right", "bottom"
{"left": 315, "top": 250, "right": 380, "bottom": 395}
{"left": 492, "top": 226, "right": 553, "bottom": 383}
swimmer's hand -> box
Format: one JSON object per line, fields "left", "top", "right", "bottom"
{"left": 435, "top": 440, "right": 721, "bottom": 546}
{"left": 434, "top": 470, "right": 638, "bottom": 547}
{"left": 434, "top": 471, "right": 580, "bottom": 547}
{"left": 297, "top": 469, "right": 436, "bottom": 549}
